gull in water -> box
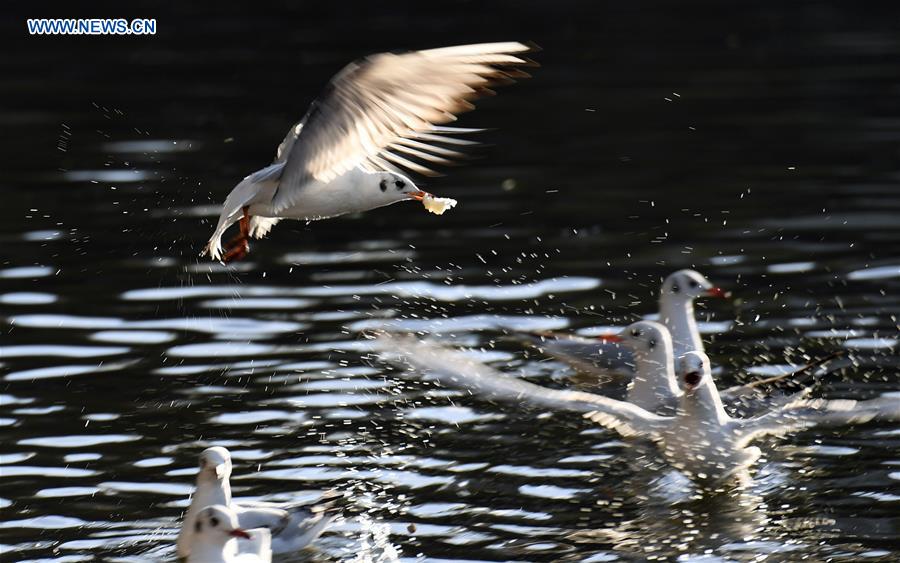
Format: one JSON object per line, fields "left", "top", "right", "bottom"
{"left": 202, "top": 42, "right": 538, "bottom": 262}
{"left": 177, "top": 447, "right": 338, "bottom": 558}
{"left": 596, "top": 351, "right": 900, "bottom": 482}
{"left": 186, "top": 504, "right": 270, "bottom": 563}
{"left": 516, "top": 269, "right": 729, "bottom": 376}
{"left": 375, "top": 336, "right": 898, "bottom": 483}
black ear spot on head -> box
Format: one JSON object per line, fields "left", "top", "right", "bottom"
{"left": 395, "top": 180, "right": 405, "bottom": 190}
{"left": 379, "top": 179, "right": 387, "bottom": 192}
{"left": 671, "top": 284, "right": 680, "bottom": 294}
{"left": 195, "top": 520, "right": 202, "bottom": 533}
{"left": 648, "top": 338, "right": 656, "bottom": 349}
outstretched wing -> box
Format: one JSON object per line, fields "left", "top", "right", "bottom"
{"left": 719, "top": 352, "right": 845, "bottom": 404}
{"left": 373, "top": 333, "right": 668, "bottom": 440}
{"left": 272, "top": 42, "right": 538, "bottom": 211}
{"left": 514, "top": 331, "right": 636, "bottom": 379}
{"left": 732, "top": 395, "right": 900, "bottom": 447}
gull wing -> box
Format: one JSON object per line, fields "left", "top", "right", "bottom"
{"left": 731, "top": 395, "right": 900, "bottom": 447}
{"left": 374, "top": 334, "right": 669, "bottom": 440}
{"left": 719, "top": 351, "right": 845, "bottom": 404}
{"left": 233, "top": 504, "right": 289, "bottom": 530}
{"left": 236, "top": 494, "right": 339, "bottom": 552}
{"left": 272, "top": 42, "right": 537, "bottom": 211}
{"left": 513, "top": 331, "right": 636, "bottom": 379}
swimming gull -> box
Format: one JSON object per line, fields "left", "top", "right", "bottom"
{"left": 374, "top": 336, "right": 898, "bottom": 483}
{"left": 186, "top": 504, "right": 271, "bottom": 563}
{"left": 515, "top": 269, "right": 729, "bottom": 375}
{"left": 176, "top": 446, "right": 338, "bottom": 558}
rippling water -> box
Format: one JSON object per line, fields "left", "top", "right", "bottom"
{"left": 2, "top": 2, "right": 900, "bottom": 561}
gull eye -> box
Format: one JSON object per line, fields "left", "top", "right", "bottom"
{"left": 648, "top": 338, "right": 656, "bottom": 349}
{"left": 631, "top": 329, "right": 641, "bottom": 337}
{"left": 671, "top": 284, "right": 680, "bottom": 294}
{"left": 379, "top": 180, "right": 387, "bottom": 192}
{"left": 195, "top": 521, "right": 202, "bottom": 533}
{"left": 210, "top": 516, "right": 219, "bottom": 528}
{"left": 689, "top": 279, "right": 699, "bottom": 288}
{"left": 395, "top": 180, "right": 406, "bottom": 190}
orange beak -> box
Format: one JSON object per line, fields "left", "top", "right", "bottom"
{"left": 596, "top": 334, "right": 622, "bottom": 342}
{"left": 229, "top": 528, "right": 251, "bottom": 540}
{"left": 408, "top": 190, "right": 429, "bottom": 201}
{"left": 705, "top": 287, "right": 731, "bottom": 299}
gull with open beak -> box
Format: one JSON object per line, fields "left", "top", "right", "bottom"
{"left": 375, "top": 336, "right": 899, "bottom": 483}
{"left": 201, "top": 42, "right": 537, "bottom": 262}
{"left": 515, "top": 269, "right": 731, "bottom": 376}
{"left": 186, "top": 504, "right": 271, "bottom": 563}
{"left": 176, "top": 447, "right": 338, "bottom": 559}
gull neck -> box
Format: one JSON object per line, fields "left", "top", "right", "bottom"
{"left": 679, "top": 377, "right": 729, "bottom": 426}
{"left": 659, "top": 294, "right": 703, "bottom": 358}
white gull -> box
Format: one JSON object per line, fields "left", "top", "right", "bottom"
{"left": 186, "top": 504, "right": 270, "bottom": 563}
{"left": 201, "top": 42, "right": 537, "bottom": 262}
{"left": 375, "top": 335, "right": 898, "bottom": 483}
{"left": 176, "top": 446, "right": 337, "bottom": 558}
{"left": 517, "top": 269, "right": 728, "bottom": 375}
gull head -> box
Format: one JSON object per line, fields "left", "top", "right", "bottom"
{"left": 676, "top": 351, "right": 711, "bottom": 394}
{"left": 370, "top": 171, "right": 428, "bottom": 204}
{"left": 620, "top": 320, "right": 670, "bottom": 356}
{"left": 198, "top": 446, "right": 232, "bottom": 481}
{"left": 194, "top": 504, "right": 251, "bottom": 543}
{"left": 661, "top": 269, "right": 730, "bottom": 301}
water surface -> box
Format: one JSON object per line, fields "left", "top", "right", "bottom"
{"left": 2, "top": 2, "right": 900, "bottom": 561}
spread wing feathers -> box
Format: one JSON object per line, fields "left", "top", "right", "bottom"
{"left": 374, "top": 333, "right": 667, "bottom": 440}
{"left": 513, "top": 331, "right": 636, "bottom": 380}
{"left": 273, "top": 42, "right": 537, "bottom": 211}
{"left": 732, "top": 395, "right": 900, "bottom": 447}
{"left": 719, "top": 351, "right": 845, "bottom": 404}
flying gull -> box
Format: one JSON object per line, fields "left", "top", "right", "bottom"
{"left": 202, "top": 42, "right": 538, "bottom": 262}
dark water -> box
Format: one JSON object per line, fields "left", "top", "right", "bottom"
{"left": 2, "top": 1, "right": 900, "bottom": 561}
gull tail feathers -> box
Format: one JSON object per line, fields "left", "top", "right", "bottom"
{"left": 249, "top": 216, "right": 281, "bottom": 239}
{"left": 202, "top": 163, "right": 284, "bottom": 260}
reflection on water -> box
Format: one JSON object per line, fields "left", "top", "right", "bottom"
{"left": 3, "top": 1, "right": 900, "bottom": 561}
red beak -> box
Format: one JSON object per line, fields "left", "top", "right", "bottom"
{"left": 596, "top": 334, "right": 622, "bottom": 342}
{"left": 705, "top": 287, "right": 731, "bottom": 299}
{"left": 229, "top": 528, "right": 251, "bottom": 540}
{"left": 408, "top": 190, "right": 429, "bottom": 201}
